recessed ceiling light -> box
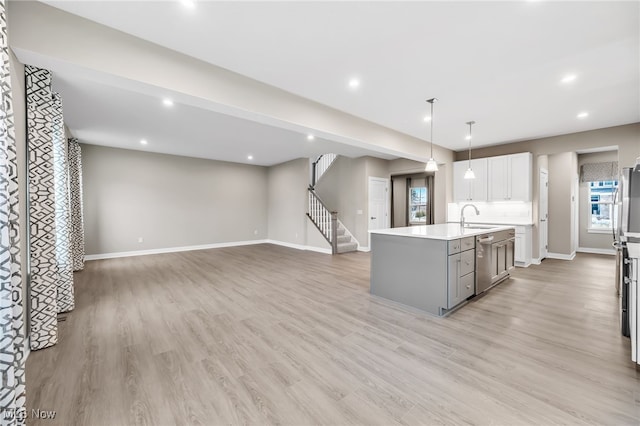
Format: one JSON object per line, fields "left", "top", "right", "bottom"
{"left": 561, "top": 74, "right": 577, "bottom": 84}
{"left": 577, "top": 111, "right": 589, "bottom": 119}
{"left": 247, "top": 155, "right": 253, "bottom": 160}
{"left": 465, "top": 135, "right": 472, "bottom": 141}
{"left": 181, "top": 0, "right": 196, "bottom": 8}
{"left": 307, "top": 134, "right": 315, "bottom": 141}
{"left": 140, "top": 139, "right": 148, "bottom": 145}
{"left": 423, "top": 115, "right": 431, "bottom": 122}
{"left": 162, "top": 98, "right": 174, "bottom": 107}
{"left": 348, "top": 78, "right": 360, "bottom": 89}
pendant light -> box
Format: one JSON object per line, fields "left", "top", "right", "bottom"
{"left": 425, "top": 98, "right": 439, "bottom": 172}
{"left": 463, "top": 121, "right": 476, "bottom": 179}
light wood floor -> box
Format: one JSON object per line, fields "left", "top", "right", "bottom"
{"left": 26, "top": 245, "right": 639, "bottom": 425}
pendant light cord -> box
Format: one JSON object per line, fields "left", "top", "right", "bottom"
{"left": 430, "top": 101, "right": 434, "bottom": 158}
{"left": 426, "top": 98, "right": 437, "bottom": 158}
{"left": 466, "top": 120, "right": 475, "bottom": 168}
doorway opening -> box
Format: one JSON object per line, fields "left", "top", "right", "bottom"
{"left": 390, "top": 173, "right": 434, "bottom": 228}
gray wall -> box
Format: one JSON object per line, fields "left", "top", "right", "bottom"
{"left": 82, "top": 144, "right": 269, "bottom": 255}
{"left": 392, "top": 177, "right": 408, "bottom": 227}
{"left": 313, "top": 155, "right": 391, "bottom": 247}
{"left": 267, "top": 158, "right": 329, "bottom": 250}
{"left": 547, "top": 152, "right": 576, "bottom": 256}
{"left": 454, "top": 123, "right": 639, "bottom": 259}
{"left": 578, "top": 150, "right": 618, "bottom": 251}
{"left": 267, "top": 158, "right": 311, "bottom": 246}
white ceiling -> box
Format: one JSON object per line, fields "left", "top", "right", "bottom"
{"left": 51, "top": 73, "right": 396, "bottom": 166}
{"left": 41, "top": 0, "right": 639, "bottom": 164}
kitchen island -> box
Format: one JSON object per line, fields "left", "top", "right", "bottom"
{"left": 370, "top": 223, "right": 515, "bottom": 316}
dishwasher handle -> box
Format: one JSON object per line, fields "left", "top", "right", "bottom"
{"left": 477, "top": 236, "right": 494, "bottom": 244}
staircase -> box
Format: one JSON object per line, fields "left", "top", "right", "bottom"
{"left": 335, "top": 221, "right": 358, "bottom": 254}
{"left": 307, "top": 153, "right": 358, "bottom": 254}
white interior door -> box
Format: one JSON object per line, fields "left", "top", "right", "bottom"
{"left": 368, "top": 177, "right": 389, "bottom": 238}
{"left": 539, "top": 168, "right": 549, "bottom": 260}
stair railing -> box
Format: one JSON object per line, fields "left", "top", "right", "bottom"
{"left": 307, "top": 187, "right": 338, "bottom": 254}
{"left": 311, "top": 153, "right": 337, "bottom": 187}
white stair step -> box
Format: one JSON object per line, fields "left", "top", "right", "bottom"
{"left": 337, "top": 235, "right": 351, "bottom": 244}
{"left": 337, "top": 242, "right": 358, "bottom": 253}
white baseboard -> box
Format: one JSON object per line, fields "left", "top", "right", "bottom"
{"left": 357, "top": 246, "right": 370, "bottom": 252}
{"left": 85, "top": 239, "right": 268, "bottom": 260}
{"left": 546, "top": 251, "right": 576, "bottom": 261}
{"left": 531, "top": 258, "right": 542, "bottom": 265}
{"left": 85, "top": 239, "right": 333, "bottom": 260}
{"left": 264, "top": 239, "right": 332, "bottom": 255}
{"left": 577, "top": 247, "right": 616, "bottom": 256}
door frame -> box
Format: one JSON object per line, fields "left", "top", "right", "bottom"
{"left": 539, "top": 168, "right": 549, "bottom": 260}
{"left": 368, "top": 177, "right": 390, "bottom": 246}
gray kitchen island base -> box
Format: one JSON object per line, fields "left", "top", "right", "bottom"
{"left": 370, "top": 232, "right": 476, "bottom": 316}
{"left": 371, "top": 234, "right": 447, "bottom": 316}
{"left": 370, "top": 223, "right": 514, "bottom": 316}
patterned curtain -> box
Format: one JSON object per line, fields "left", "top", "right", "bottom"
{"left": 52, "top": 93, "right": 73, "bottom": 312}
{"left": 580, "top": 161, "right": 619, "bottom": 182}
{"left": 67, "top": 138, "right": 84, "bottom": 271}
{"left": 0, "top": 0, "right": 27, "bottom": 422}
{"left": 25, "top": 66, "right": 76, "bottom": 350}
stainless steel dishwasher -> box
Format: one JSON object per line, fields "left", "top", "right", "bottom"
{"left": 476, "top": 229, "right": 515, "bottom": 294}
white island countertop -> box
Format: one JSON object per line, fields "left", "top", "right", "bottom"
{"left": 369, "top": 223, "right": 515, "bottom": 241}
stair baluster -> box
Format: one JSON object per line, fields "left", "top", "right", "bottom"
{"left": 311, "top": 153, "right": 337, "bottom": 187}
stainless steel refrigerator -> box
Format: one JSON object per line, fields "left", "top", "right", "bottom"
{"left": 616, "top": 159, "right": 640, "bottom": 365}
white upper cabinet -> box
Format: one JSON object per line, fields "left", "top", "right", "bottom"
{"left": 488, "top": 156, "right": 509, "bottom": 200}
{"left": 455, "top": 152, "right": 532, "bottom": 203}
{"left": 453, "top": 158, "right": 488, "bottom": 202}
{"left": 453, "top": 161, "right": 469, "bottom": 202}
{"left": 487, "top": 153, "right": 532, "bottom": 202}
{"left": 508, "top": 153, "right": 532, "bottom": 201}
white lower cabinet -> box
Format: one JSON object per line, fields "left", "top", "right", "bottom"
{"left": 513, "top": 225, "right": 532, "bottom": 267}
{"left": 515, "top": 234, "right": 524, "bottom": 261}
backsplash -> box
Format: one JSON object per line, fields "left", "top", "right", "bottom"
{"left": 447, "top": 202, "right": 533, "bottom": 225}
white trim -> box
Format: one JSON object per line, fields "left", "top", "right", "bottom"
{"left": 539, "top": 168, "right": 549, "bottom": 260}
{"left": 85, "top": 239, "right": 334, "bottom": 260}
{"left": 357, "top": 246, "right": 371, "bottom": 252}
{"left": 587, "top": 228, "right": 614, "bottom": 234}
{"left": 546, "top": 251, "right": 576, "bottom": 261}
{"left": 25, "top": 336, "right": 30, "bottom": 360}
{"left": 577, "top": 247, "right": 616, "bottom": 256}
{"left": 264, "top": 239, "right": 332, "bottom": 255}
{"left": 531, "top": 258, "right": 542, "bottom": 265}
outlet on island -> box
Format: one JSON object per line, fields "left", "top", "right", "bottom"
{"left": 137, "top": 237, "right": 143, "bottom": 243}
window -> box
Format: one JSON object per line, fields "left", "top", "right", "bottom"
{"left": 589, "top": 180, "right": 618, "bottom": 230}
{"left": 409, "top": 187, "right": 427, "bottom": 223}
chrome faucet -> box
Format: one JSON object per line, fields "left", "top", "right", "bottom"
{"left": 460, "top": 204, "right": 480, "bottom": 228}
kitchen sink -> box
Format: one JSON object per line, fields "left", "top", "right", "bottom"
{"left": 464, "top": 225, "right": 496, "bottom": 230}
